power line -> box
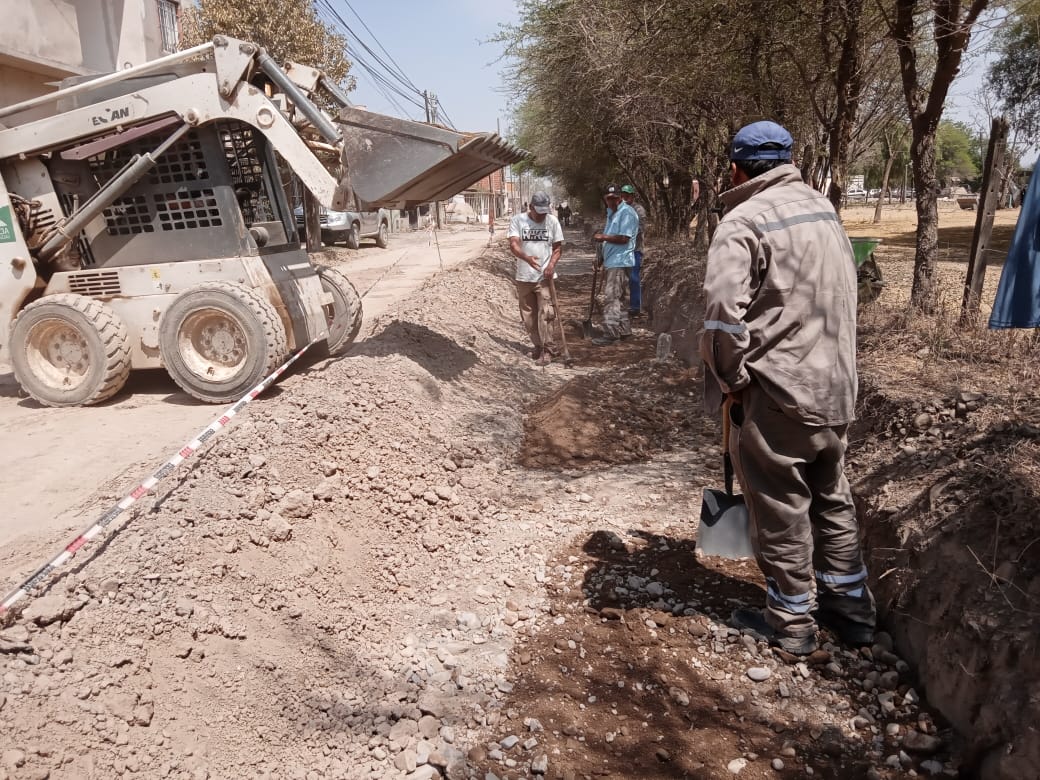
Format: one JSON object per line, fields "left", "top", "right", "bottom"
{"left": 315, "top": 0, "right": 458, "bottom": 129}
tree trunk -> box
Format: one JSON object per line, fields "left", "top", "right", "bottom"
{"left": 873, "top": 152, "right": 895, "bottom": 223}
{"left": 909, "top": 125, "right": 941, "bottom": 312}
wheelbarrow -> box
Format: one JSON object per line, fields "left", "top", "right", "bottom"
{"left": 849, "top": 237, "right": 884, "bottom": 305}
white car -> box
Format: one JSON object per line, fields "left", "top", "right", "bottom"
{"left": 846, "top": 187, "right": 867, "bottom": 202}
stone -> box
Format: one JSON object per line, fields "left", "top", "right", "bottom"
{"left": 1, "top": 749, "right": 26, "bottom": 769}
{"left": 279, "top": 489, "right": 314, "bottom": 519}
{"left": 21, "top": 596, "right": 83, "bottom": 626}
{"left": 404, "top": 766, "right": 440, "bottom": 780}
{"left": 746, "top": 666, "right": 772, "bottom": 682}
{"left": 499, "top": 736, "right": 519, "bottom": 750}
{"left": 132, "top": 702, "right": 155, "bottom": 727}
{"left": 418, "top": 715, "right": 440, "bottom": 740}
{"left": 669, "top": 687, "right": 690, "bottom": 706}
{"left": 913, "top": 413, "right": 933, "bottom": 431}
{"left": 264, "top": 513, "right": 293, "bottom": 542}
{"left": 457, "top": 612, "right": 480, "bottom": 630}
{"left": 903, "top": 730, "right": 942, "bottom": 754}
{"left": 920, "top": 759, "right": 944, "bottom": 775}
{"left": 879, "top": 671, "right": 899, "bottom": 690}
{"left": 101, "top": 691, "right": 139, "bottom": 722}
{"left": 531, "top": 754, "right": 548, "bottom": 774}
{"left": 577, "top": 494, "right": 593, "bottom": 503}
{"left": 727, "top": 758, "right": 747, "bottom": 774}
{"left": 772, "top": 758, "right": 784, "bottom": 771}
{"left": 389, "top": 718, "right": 419, "bottom": 743}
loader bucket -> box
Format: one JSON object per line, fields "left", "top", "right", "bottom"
{"left": 336, "top": 108, "right": 526, "bottom": 209}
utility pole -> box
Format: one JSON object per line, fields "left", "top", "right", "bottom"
{"left": 423, "top": 91, "right": 441, "bottom": 228}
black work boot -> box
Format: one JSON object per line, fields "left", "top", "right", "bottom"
{"left": 730, "top": 608, "right": 818, "bottom": 656}
{"left": 815, "top": 607, "right": 875, "bottom": 648}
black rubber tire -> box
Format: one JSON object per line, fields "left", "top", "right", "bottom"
{"left": 158, "top": 282, "right": 288, "bottom": 404}
{"left": 345, "top": 223, "right": 361, "bottom": 250}
{"left": 316, "top": 266, "right": 363, "bottom": 355}
{"left": 375, "top": 220, "right": 389, "bottom": 248}
{"left": 10, "top": 293, "right": 131, "bottom": 407}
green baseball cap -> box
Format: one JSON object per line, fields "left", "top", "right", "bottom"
{"left": 621, "top": 185, "right": 636, "bottom": 194}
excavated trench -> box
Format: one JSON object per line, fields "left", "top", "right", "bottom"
{"left": 641, "top": 243, "right": 1040, "bottom": 780}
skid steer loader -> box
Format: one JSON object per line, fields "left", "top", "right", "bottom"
{"left": 0, "top": 36, "right": 523, "bottom": 406}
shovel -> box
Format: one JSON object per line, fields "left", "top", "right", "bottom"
{"left": 546, "top": 277, "right": 575, "bottom": 367}
{"left": 581, "top": 247, "right": 602, "bottom": 339}
{"left": 698, "top": 398, "right": 755, "bottom": 559}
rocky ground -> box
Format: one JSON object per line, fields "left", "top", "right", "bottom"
{"left": 0, "top": 218, "right": 1036, "bottom": 780}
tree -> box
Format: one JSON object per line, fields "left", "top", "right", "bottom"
{"left": 936, "top": 120, "right": 980, "bottom": 186}
{"left": 887, "top": 0, "right": 992, "bottom": 312}
{"left": 180, "top": 0, "right": 354, "bottom": 87}
{"left": 987, "top": 6, "right": 1040, "bottom": 138}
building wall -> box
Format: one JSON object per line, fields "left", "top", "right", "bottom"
{"left": 0, "top": 1, "right": 172, "bottom": 115}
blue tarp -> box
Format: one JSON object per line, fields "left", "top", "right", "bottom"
{"left": 990, "top": 168, "right": 1040, "bottom": 329}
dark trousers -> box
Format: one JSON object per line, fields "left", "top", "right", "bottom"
{"left": 728, "top": 385, "right": 876, "bottom": 637}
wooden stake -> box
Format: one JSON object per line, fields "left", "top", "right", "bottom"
{"left": 961, "top": 116, "right": 1009, "bottom": 323}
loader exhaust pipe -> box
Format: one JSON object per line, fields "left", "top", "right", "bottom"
{"left": 37, "top": 123, "right": 193, "bottom": 264}
{"left": 255, "top": 51, "right": 342, "bottom": 145}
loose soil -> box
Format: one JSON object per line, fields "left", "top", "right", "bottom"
{"left": 0, "top": 203, "right": 1036, "bottom": 780}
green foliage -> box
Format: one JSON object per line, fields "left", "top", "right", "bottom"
{"left": 180, "top": 0, "right": 354, "bottom": 88}
{"left": 936, "top": 121, "right": 980, "bottom": 186}
{"left": 988, "top": 6, "right": 1040, "bottom": 137}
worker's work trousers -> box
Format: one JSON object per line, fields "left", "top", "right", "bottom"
{"left": 516, "top": 279, "right": 556, "bottom": 349}
{"left": 728, "top": 385, "right": 876, "bottom": 638}
{"left": 601, "top": 268, "right": 633, "bottom": 339}
{"left": 629, "top": 251, "right": 643, "bottom": 313}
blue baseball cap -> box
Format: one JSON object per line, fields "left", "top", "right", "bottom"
{"left": 730, "top": 121, "right": 793, "bottom": 161}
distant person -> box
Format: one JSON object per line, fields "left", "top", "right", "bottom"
{"left": 592, "top": 184, "right": 638, "bottom": 345}
{"left": 557, "top": 203, "right": 566, "bottom": 224}
{"left": 620, "top": 185, "right": 647, "bottom": 317}
{"left": 701, "top": 120, "right": 874, "bottom": 656}
{"left": 561, "top": 202, "right": 572, "bottom": 227}
{"left": 508, "top": 192, "right": 564, "bottom": 365}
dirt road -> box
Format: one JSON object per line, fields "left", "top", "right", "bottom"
{"left": 0, "top": 225, "right": 490, "bottom": 574}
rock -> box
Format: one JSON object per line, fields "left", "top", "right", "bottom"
{"left": 655, "top": 748, "right": 671, "bottom": 762}
{"left": 456, "top": 612, "right": 480, "bottom": 630}
{"left": 746, "top": 666, "right": 772, "bottom": 682}
{"left": 418, "top": 716, "right": 440, "bottom": 740}
{"left": 1, "top": 749, "right": 26, "bottom": 769}
{"left": 279, "top": 489, "right": 313, "bottom": 519}
{"left": 727, "top": 758, "right": 747, "bottom": 774}
{"left": 668, "top": 687, "right": 690, "bottom": 706}
{"left": 913, "top": 413, "right": 933, "bottom": 431}
{"left": 101, "top": 691, "right": 139, "bottom": 723}
{"left": 499, "top": 736, "right": 519, "bottom": 750}
{"left": 903, "top": 730, "right": 942, "bottom": 754}
{"left": 264, "top": 513, "right": 293, "bottom": 542}
{"left": 646, "top": 582, "right": 665, "bottom": 597}
{"left": 467, "top": 746, "right": 486, "bottom": 763}
{"left": 531, "top": 754, "right": 548, "bottom": 774}
{"left": 21, "top": 596, "right": 83, "bottom": 626}
{"left": 772, "top": 758, "right": 784, "bottom": 771}
{"left": 365, "top": 466, "right": 381, "bottom": 479}
{"left": 920, "top": 759, "right": 944, "bottom": 775}
{"left": 132, "top": 702, "right": 155, "bottom": 727}
{"left": 174, "top": 599, "right": 195, "bottom": 618}
{"left": 577, "top": 493, "right": 593, "bottom": 503}
{"left": 389, "top": 718, "right": 419, "bottom": 743}
{"left": 404, "top": 766, "right": 440, "bottom": 780}
{"left": 524, "top": 718, "right": 544, "bottom": 733}
{"left": 879, "top": 670, "right": 899, "bottom": 690}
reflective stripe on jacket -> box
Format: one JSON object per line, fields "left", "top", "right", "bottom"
{"left": 700, "top": 164, "right": 858, "bottom": 426}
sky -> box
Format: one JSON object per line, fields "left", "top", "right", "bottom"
{"left": 326, "top": 0, "right": 520, "bottom": 136}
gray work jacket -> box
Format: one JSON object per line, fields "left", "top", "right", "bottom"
{"left": 700, "top": 164, "right": 858, "bottom": 426}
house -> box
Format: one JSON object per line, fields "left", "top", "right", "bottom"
{"left": 0, "top": 1, "right": 178, "bottom": 118}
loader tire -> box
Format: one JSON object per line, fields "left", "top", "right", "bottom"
{"left": 159, "top": 282, "right": 287, "bottom": 404}
{"left": 10, "top": 294, "right": 131, "bottom": 407}
{"left": 316, "top": 265, "right": 363, "bottom": 356}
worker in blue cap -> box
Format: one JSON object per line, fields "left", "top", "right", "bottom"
{"left": 700, "top": 120, "right": 875, "bottom": 655}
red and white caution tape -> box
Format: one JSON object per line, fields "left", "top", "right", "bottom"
{"left": 0, "top": 339, "right": 320, "bottom": 615}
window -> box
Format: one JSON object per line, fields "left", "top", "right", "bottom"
{"left": 158, "top": 0, "right": 179, "bottom": 53}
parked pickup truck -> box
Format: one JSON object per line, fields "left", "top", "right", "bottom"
{"left": 295, "top": 206, "right": 392, "bottom": 249}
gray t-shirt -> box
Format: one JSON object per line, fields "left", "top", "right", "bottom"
{"left": 508, "top": 213, "right": 564, "bottom": 282}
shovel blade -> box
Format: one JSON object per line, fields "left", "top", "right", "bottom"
{"left": 698, "top": 488, "right": 755, "bottom": 559}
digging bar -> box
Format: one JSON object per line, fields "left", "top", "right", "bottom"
{"left": 698, "top": 397, "right": 755, "bottom": 558}
{"left": 547, "top": 277, "right": 575, "bottom": 367}
{"left": 581, "top": 247, "right": 602, "bottom": 339}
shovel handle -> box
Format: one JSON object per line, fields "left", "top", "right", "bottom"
{"left": 722, "top": 397, "right": 735, "bottom": 495}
